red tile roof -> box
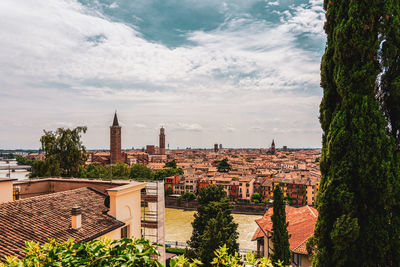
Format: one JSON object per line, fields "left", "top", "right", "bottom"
{"left": 0, "top": 187, "right": 124, "bottom": 259}
{"left": 252, "top": 205, "right": 318, "bottom": 255}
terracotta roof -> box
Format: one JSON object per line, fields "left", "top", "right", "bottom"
{"left": 0, "top": 187, "right": 124, "bottom": 259}
{"left": 252, "top": 206, "right": 318, "bottom": 255}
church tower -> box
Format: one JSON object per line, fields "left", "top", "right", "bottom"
{"left": 110, "top": 112, "right": 122, "bottom": 164}
{"left": 271, "top": 139, "right": 276, "bottom": 154}
{"left": 159, "top": 127, "right": 166, "bottom": 155}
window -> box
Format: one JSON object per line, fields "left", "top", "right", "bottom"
{"left": 121, "top": 225, "right": 129, "bottom": 238}
{"left": 293, "top": 253, "right": 301, "bottom": 266}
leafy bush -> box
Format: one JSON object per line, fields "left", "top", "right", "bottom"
{"left": 0, "top": 238, "right": 161, "bottom": 267}
{"left": 0, "top": 239, "right": 287, "bottom": 267}
{"left": 166, "top": 247, "right": 186, "bottom": 255}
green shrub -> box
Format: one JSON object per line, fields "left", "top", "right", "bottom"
{"left": 166, "top": 247, "right": 186, "bottom": 255}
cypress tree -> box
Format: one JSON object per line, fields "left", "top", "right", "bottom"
{"left": 187, "top": 185, "right": 238, "bottom": 266}
{"left": 379, "top": 1, "right": 400, "bottom": 147}
{"left": 379, "top": 1, "right": 400, "bottom": 264}
{"left": 271, "top": 185, "right": 290, "bottom": 265}
{"left": 313, "top": 1, "right": 400, "bottom": 266}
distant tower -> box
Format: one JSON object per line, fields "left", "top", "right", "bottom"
{"left": 110, "top": 112, "right": 122, "bottom": 164}
{"left": 214, "top": 143, "right": 219, "bottom": 152}
{"left": 271, "top": 139, "right": 276, "bottom": 154}
{"left": 159, "top": 127, "right": 166, "bottom": 155}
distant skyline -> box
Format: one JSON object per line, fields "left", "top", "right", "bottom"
{"left": 0, "top": 0, "right": 325, "bottom": 149}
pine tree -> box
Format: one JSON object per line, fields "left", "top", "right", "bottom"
{"left": 313, "top": 1, "right": 400, "bottom": 266}
{"left": 271, "top": 185, "right": 290, "bottom": 265}
{"left": 187, "top": 185, "right": 238, "bottom": 266}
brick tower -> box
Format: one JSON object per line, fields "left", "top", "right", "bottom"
{"left": 214, "top": 143, "right": 219, "bottom": 152}
{"left": 110, "top": 112, "right": 122, "bottom": 164}
{"left": 159, "top": 127, "right": 165, "bottom": 155}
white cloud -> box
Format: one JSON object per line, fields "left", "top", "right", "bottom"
{"left": 268, "top": 1, "right": 279, "bottom": 6}
{"left": 109, "top": 2, "right": 118, "bottom": 9}
{"left": 172, "top": 123, "right": 203, "bottom": 132}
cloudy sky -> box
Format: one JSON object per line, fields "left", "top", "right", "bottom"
{"left": 0, "top": 0, "right": 325, "bottom": 150}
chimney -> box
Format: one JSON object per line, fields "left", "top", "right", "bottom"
{"left": 71, "top": 206, "right": 82, "bottom": 230}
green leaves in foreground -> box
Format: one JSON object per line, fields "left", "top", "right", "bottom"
{"left": 0, "top": 238, "right": 287, "bottom": 267}
{"left": 1, "top": 238, "right": 162, "bottom": 267}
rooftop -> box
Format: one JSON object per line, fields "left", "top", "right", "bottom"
{"left": 252, "top": 205, "right": 318, "bottom": 255}
{"left": 0, "top": 187, "right": 124, "bottom": 259}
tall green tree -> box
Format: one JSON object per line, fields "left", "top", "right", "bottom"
{"left": 216, "top": 158, "right": 231, "bottom": 173}
{"left": 187, "top": 185, "right": 238, "bottom": 266}
{"left": 37, "top": 127, "right": 87, "bottom": 177}
{"left": 313, "top": 1, "right": 400, "bottom": 266}
{"left": 271, "top": 185, "right": 290, "bottom": 266}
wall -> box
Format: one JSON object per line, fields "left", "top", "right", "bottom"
{"left": 14, "top": 178, "right": 130, "bottom": 199}
{"left": 301, "top": 254, "right": 312, "bottom": 267}
{"left": 0, "top": 180, "right": 14, "bottom": 203}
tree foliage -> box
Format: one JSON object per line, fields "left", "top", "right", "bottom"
{"left": 165, "top": 186, "right": 173, "bottom": 196}
{"left": 31, "top": 127, "right": 87, "bottom": 177}
{"left": 78, "top": 163, "right": 183, "bottom": 182}
{"left": 1, "top": 238, "right": 161, "bottom": 267}
{"left": 164, "top": 160, "right": 177, "bottom": 169}
{"left": 15, "top": 155, "right": 33, "bottom": 166}
{"left": 271, "top": 185, "right": 291, "bottom": 266}
{"left": 111, "top": 162, "right": 130, "bottom": 178}
{"left": 379, "top": 1, "right": 400, "bottom": 147}
{"left": 216, "top": 158, "right": 231, "bottom": 173}
{"left": 182, "top": 192, "right": 196, "bottom": 202}
{"left": 153, "top": 168, "right": 183, "bottom": 180}
{"left": 252, "top": 192, "right": 261, "bottom": 203}
{"left": 0, "top": 239, "right": 287, "bottom": 267}
{"left": 130, "top": 164, "right": 153, "bottom": 180}
{"left": 314, "top": 1, "right": 400, "bottom": 266}
{"left": 187, "top": 186, "right": 239, "bottom": 267}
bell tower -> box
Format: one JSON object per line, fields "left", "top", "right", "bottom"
{"left": 159, "top": 127, "right": 166, "bottom": 155}
{"left": 270, "top": 139, "right": 276, "bottom": 155}
{"left": 110, "top": 112, "right": 122, "bottom": 164}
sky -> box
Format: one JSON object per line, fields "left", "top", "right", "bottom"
{"left": 0, "top": 0, "right": 326, "bottom": 150}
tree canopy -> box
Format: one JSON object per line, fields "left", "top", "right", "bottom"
{"left": 187, "top": 185, "right": 239, "bottom": 267}
{"left": 31, "top": 127, "right": 87, "bottom": 177}
{"left": 216, "top": 158, "right": 231, "bottom": 173}
{"left": 271, "top": 185, "right": 290, "bottom": 265}
{"left": 164, "top": 159, "right": 177, "bottom": 169}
